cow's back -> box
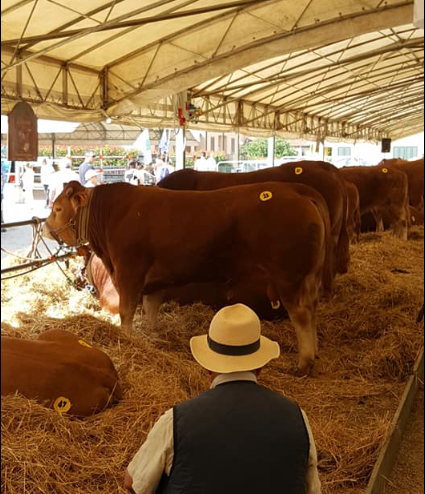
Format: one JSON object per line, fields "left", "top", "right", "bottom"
{"left": 159, "top": 162, "right": 349, "bottom": 275}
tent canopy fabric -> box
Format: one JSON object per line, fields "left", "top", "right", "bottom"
{"left": 1, "top": 0, "right": 423, "bottom": 142}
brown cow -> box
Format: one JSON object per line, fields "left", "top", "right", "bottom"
{"left": 340, "top": 165, "right": 410, "bottom": 240}
{"left": 410, "top": 206, "right": 424, "bottom": 226}
{"left": 361, "top": 206, "right": 424, "bottom": 232}
{"left": 82, "top": 251, "right": 287, "bottom": 321}
{"left": 345, "top": 181, "right": 361, "bottom": 243}
{"left": 1, "top": 330, "right": 122, "bottom": 417}
{"left": 158, "top": 161, "right": 350, "bottom": 277}
{"left": 44, "top": 181, "right": 333, "bottom": 375}
{"left": 379, "top": 158, "right": 424, "bottom": 210}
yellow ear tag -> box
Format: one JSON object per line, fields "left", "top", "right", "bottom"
{"left": 382, "top": 168, "right": 389, "bottom": 174}
{"left": 295, "top": 167, "right": 304, "bottom": 176}
{"left": 78, "top": 339, "right": 92, "bottom": 348}
{"left": 271, "top": 301, "right": 281, "bottom": 310}
{"left": 260, "top": 191, "right": 273, "bottom": 202}
{"left": 54, "top": 397, "right": 72, "bottom": 414}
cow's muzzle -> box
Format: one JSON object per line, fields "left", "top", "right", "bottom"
{"left": 43, "top": 219, "right": 76, "bottom": 246}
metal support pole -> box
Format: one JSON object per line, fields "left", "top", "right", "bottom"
{"left": 268, "top": 136, "right": 276, "bottom": 168}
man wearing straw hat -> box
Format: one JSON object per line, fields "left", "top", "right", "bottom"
{"left": 124, "top": 304, "right": 321, "bottom": 494}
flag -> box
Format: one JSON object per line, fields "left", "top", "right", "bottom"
{"left": 134, "top": 129, "right": 152, "bottom": 164}
{"left": 158, "top": 129, "right": 170, "bottom": 156}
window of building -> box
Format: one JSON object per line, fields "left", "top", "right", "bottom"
{"left": 338, "top": 147, "right": 351, "bottom": 156}
{"left": 211, "top": 137, "right": 215, "bottom": 151}
{"left": 393, "top": 146, "right": 419, "bottom": 160}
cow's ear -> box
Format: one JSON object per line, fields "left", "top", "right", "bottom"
{"left": 65, "top": 186, "right": 74, "bottom": 198}
{"left": 72, "top": 191, "right": 88, "bottom": 208}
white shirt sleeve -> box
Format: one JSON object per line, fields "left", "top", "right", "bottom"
{"left": 127, "top": 408, "right": 174, "bottom": 494}
{"left": 301, "top": 409, "right": 322, "bottom": 494}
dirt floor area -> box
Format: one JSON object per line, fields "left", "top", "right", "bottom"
{"left": 1, "top": 228, "right": 424, "bottom": 494}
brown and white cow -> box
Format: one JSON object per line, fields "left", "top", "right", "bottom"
{"left": 44, "top": 181, "right": 333, "bottom": 375}
{"left": 340, "top": 165, "right": 410, "bottom": 240}
{"left": 158, "top": 161, "right": 350, "bottom": 279}
{"left": 1, "top": 330, "right": 122, "bottom": 417}
{"left": 344, "top": 181, "right": 361, "bottom": 243}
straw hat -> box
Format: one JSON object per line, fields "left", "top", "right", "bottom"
{"left": 190, "top": 304, "right": 280, "bottom": 374}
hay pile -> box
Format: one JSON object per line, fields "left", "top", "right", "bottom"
{"left": 1, "top": 228, "right": 424, "bottom": 494}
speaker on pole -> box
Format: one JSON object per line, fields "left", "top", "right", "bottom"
{"left": 381, "top": 138, "right": 392, "bottom": 153}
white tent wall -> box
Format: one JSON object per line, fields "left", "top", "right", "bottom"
{"left": 1, "top": 0, "right": 423, "bottom": 142}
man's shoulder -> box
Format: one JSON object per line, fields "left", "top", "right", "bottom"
{"left": 177, "top": 382, "right": 301, "bottom": 412}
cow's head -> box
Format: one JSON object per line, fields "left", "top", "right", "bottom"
{"left": 43, "top": 181, "right": 91, "bottom": 246}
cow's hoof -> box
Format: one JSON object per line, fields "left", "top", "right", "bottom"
{"left": 295, "top": 360, "right": 315, "bottom": 377}
{"left": 294, "top": 368, "right": 309, "bottom": 378}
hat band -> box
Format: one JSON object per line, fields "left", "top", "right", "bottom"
{"left": 207, "top": 336, "right": 261, "bottom": 356}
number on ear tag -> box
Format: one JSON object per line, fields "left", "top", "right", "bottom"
{"left": 54, "top": 397, "right": 72, "bottom": 414}
{"left": 260, "top": 191, "right": 273, "bottom": 202}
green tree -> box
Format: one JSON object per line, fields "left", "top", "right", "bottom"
{"left": 241, "top": 138, "right": 297, "bottom": 159}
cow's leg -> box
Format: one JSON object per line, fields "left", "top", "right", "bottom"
{"left": 116, "top": 270, "right": 144, "bottom": 332}
{"left": 390, "top": 206, "right": 409, "bottom": 240}
{"left": 277, "top": 271, "right": 321, "bottom": 375}
{"left": 285, "top": 303, "right": 316, "bottom": 376}
{"left": 143, "top": 290, "right": 165, "bottom": 328}
{"left": 373, "top": 211, "right": 385, "bottom": 233}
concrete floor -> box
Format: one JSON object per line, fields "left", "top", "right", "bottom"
{"left": 1, "top": 184, "right": 57, "bottom": 260}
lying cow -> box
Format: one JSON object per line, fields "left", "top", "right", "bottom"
{"left": 44, "top": 181, "right": 332, "bottom": 375}
{"left": 345, "top": 181, "right": 361, "bottom": 243}
{"left": 158, "top": 161, "right": 350, "bottom": 279}
{"left": 1, "top": 330, "right": 122, "bottom": 417}
{"left": 340, "top": 165, "right": 410, "bottom": 240}
{"left": 81, "top": 251, "right": 287, "bottom": 320}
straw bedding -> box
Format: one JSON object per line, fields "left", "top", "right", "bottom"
{"left": 1, "top": 228, "right": 424, "bottom": 494}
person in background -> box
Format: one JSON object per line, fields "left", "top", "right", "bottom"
{"left": 124, "top": 304, "right": 321, "bottom": 494}
{"left": 49, "top": 158, "right": 79, "bottom": 206}
{"left": 137, "top": 164, "right": 156, "bottom": 186}
{"left": 154, "top": 155, "right": 166, "bottom": 183}
{"left": 40, "top": 158, "right": 55, "bottom": 208}
{"left": 84, "top": 169, "right": 99, "bottom": 188}
{"left": 79, "top": 151, "right": 96, "bottom": 185}
{"left": 22, "top": 163, "right": 35, "bottom": 210}
{"left": 125, "top": 160, "right": 141, "bottom": 186}
{"left": 194, "top": 151, "right": 207, "bottom": 171}
{"left": 1, "top": 169, "right": 6, "bottom": 233}
{"left": 206, "top": 151, "right": 218, "bottom": 172}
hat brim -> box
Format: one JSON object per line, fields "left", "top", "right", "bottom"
{"left": 190, "top": 335, "right": 280, "bottom": 374}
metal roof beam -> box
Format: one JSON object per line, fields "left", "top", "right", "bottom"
{"left": 108, "top": 2, "right": 415, "bottom": 108}
{"left": 1, "top": 0, "right": 266, "bottom": 47}
{"left": 1, "top": 0, "right": 36, "bottom": 16}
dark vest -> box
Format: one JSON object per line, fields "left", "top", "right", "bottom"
{"left": 157, "top": 381, "right": 310, "bottom": 494}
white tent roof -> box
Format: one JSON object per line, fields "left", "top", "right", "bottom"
{"left": 1, "top": 0, "right": 423, "bottom": 142}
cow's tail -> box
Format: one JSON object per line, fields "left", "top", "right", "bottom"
{"left": 336, "top": 179, "right": 350, "bottom": 274}
{"left": 310, "top": 198, "right": 334, "bottom": 297}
